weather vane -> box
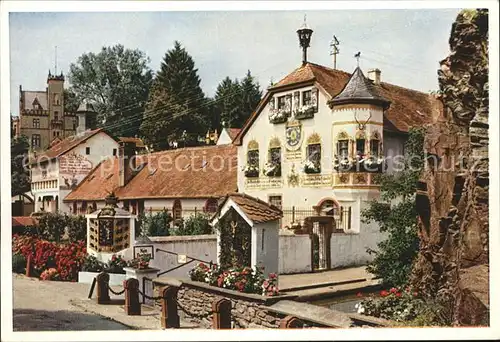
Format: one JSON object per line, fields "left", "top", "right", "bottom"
{"left": 354, "top": 51, "right": 361, "bottom": 67}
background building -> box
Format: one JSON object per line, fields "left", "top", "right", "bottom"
{"left": 17, "top": 71, "right": 78, "bottom": 151}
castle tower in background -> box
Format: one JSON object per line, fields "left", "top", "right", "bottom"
{"left": 17, "top": 70, "right": 78, "bottom": 151}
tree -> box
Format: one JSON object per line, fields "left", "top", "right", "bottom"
{"left": 214, "top": 70, "right": 262, "bottom": 129}
{"left": 11, "top": 135, "right": 30, "bottom": 197}
{"left": 239, "top": 70, "right": 262, "bottom": 125}
{"left": 362, "top": 127, "right": 425, "bottom": 287}
{"left": 214, "top": 77, "right": 242, "bottom": 128}
{"left": 63, "top": 89, "right": 80, "bottom": 113}
{"left": 68, "top": 45, "right": 153, "bottom": 137}
{"left": 171, "top": 213, "right": 213, "bottom": 236}
{"left": 141, "top": 41, "right": 208, "bottom": 149}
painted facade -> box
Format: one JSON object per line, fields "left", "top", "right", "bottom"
{"left": 31, "top": 130, "right": 119, "bottom": 213}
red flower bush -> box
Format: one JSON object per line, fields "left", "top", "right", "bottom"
{"left": 12, "top": 235, "right": 86, "bottom": 281}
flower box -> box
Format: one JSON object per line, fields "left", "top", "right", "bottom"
{"left": 269, "top": 109, "right": 290, "bottom": 124}
{"left": 244, "top": 165, "right": 259, "bottom": 178}
{"left": 263, "top": 163, "right": 281, "bottom": 177}
{"left": 303, "top": 160, "right": 321, "bottom": 174}
{"left": 294, "top": 106, "right": 316, "bottom": 120}
{"left": 78, "top": 271, "right": 126, "bottom": 285}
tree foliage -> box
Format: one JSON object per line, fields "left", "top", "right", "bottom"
{"left": 171, "top": 214, "right": 213, "bottom": 236}
{"left": 214, "top": 70, "right": 262, "bottom": 129}
{"left": 68, "top": 44, "right": 153, "bottom": 137}
{"left": 141, "top": 41, "right": 208, "bottom": 150}
{"left": 11, "top": 135, "right": 31, "bottom": 197}
{"left": 138, "top": 210, "right": 172, "bottom": 237}
{"left": 362, "top": 127, "right": 425, "bottom": 287}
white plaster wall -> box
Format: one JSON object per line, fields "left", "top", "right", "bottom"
{"left": 384, "top": 133, "right": 406, "bottom": 174}
{"left": 148, "top": 235, "right": 218, "bottom": 279}
{"left": 251, "top": 221, "right": 279, "bottom": 275}
{"left": 143, "top": 198, "right": 209, "bottom": 217}
{"left": 217, "top": 129, "right": 233, "bottom": 145}
{"left": 330, "top": 200, "right": 387, "bottom": 268}
{"left": 278, "top": 234, "right": 312, "bottom": 274}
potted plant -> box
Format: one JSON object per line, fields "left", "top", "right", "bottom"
{"left": 268, "top": 108, "right": 290, "bottom": 124}
{"left": 127, "top": 254, "right": 151, "bottom": 270}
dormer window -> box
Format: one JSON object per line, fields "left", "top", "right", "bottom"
{"left": 302, "top": 90, "right": 312, "bottom": 106}
{"left": 277, "top": 96, "right": 286, "bottom": 109}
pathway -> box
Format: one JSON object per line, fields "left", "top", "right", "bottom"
{"left": 12, "top": 274, "right": 129, "bottom": 331}
{"left": 278, "top": 266, "right": 375, "bottom": 291}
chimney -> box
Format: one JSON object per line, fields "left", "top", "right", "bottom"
{"left": 76, "top": 113, "right": 86, "bottom": 135}
{"left": 367, "top": 68, "right": 381, "bottom": 85}
{"left": 119, "top": 141, "right": 136, "bottom": 187}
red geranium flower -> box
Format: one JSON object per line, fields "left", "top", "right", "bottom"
{"left": 390, "top": 287, "right": 398, "bottom": 294}
{"left": 380, "top": 290, "right": 389, "bottom": 297}
{"left": 395, "top": 292, "right": 402, "bottom": 297}
{"left": 356, "top": 292, "right": 363, "bottom": 297}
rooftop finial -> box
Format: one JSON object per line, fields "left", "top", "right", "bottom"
{"left": 55, "top": 46, "right": 58, "bottom": 75}
{"left": 354, "top": 51, "right": 361, "bottom": 67}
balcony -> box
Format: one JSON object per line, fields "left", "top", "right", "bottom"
{"left": 50, "top": 119, "right": 63, "bottom": 128}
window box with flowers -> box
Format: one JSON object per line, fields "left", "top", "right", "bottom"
{"left": 263, "top": 162, "right": 281, "bottom": 177}
{"left": 333, "top": 155, "right": 355, "bottom": 172}
{"left": 269, "top": 109, "right": 290, "bottom": 124}
{"left": 244, "top": 164, "right": 259, "bottom": 178}
{"left": 294, "top": 104, "right": 316, "bottom": 120}
{"left": 303, "top": 160, "right": 321, "bottom": 174}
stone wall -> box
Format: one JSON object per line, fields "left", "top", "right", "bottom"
{"left": 151, "top": 279, "right": 378, "bottom": 329}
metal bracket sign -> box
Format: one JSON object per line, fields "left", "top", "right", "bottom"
{"left": 177, "top": 254, "right": 187, "bottom": 264}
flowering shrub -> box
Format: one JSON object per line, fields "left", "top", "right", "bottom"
{"left": 355, "top": 287, "right": 426, "bottom": 322}
{"left": 106, "top": 254, "right": 127, "bottom": 274}
{"left": 11, "top": 234, "right": 86, "bottom": 281}
{"left": 263, "top": 162, "right": 281, "bottom": 177}
{"left": 40, "top": 268, "right": 60, "bottom": 281}
{"left": 127, "top": 254, "right": 151, "bottom": 270}
{"left": 189, "top": 262, "right": 280, "bottom": 296}
{"left": 82, "top": 255, "right": 105, "bottom": 273}
{"left": 56, "top": 241, "right": 86, "bottom": 281}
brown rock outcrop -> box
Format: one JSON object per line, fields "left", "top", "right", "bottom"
{"left": 411, "top": 9, "right": 489, "bottom": 326}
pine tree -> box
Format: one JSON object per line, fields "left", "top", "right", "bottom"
{"left": 141, "top": 41, "right": 208, "bottom": 149}
{"left": 239, "top": 70, "right": 262, "bottom": 125}
{"left": 214, "top": 77, "right": 242, "bottom": 128}
{"left": 214, "top": 70, "right": 262, "bottom": 129}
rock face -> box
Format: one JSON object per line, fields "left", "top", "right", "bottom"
{"left": 412, "top": 9, "right": 489, "bottom": 326}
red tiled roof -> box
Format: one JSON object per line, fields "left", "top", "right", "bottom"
{"left": 64, "top": 157, "right": 121, "bottom": 201}
{"left": 219, "top": 193, "right": 283, "bottom": 224}
{"left": 31, "top": 128, "right": 106, "bottom": 163}
{"left": 64, "top": 144, "right": 237, "bottom": 201}
{"left": 234, "top": 62, "right": 441, "bottom": 144}
{"left": 119, "top": 137, "right": 146, "bottom": 148}
{"left": 12, "top": 217, "right": 36, "bottom": 227}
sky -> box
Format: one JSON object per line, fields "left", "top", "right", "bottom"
{"left": 9, "top": 9, "right": 462, "bottom": 116}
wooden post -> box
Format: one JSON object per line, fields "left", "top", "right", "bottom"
{"left": 123, "top": 278, "right": 141, "bottom": 315}
{"left": 160, "top": 286, "right": 180, "bottom": 329}
{"left": 96, "top": 272, "right": 110, "bottom": 304}
{"left": 212, "top": 298, "right": 231, "bottom": 329}
{"left": 280, "top": 315, "right": 304, "bottom": 328}
{"left": 25, "top": 254, "right": 32, "bottom": 278}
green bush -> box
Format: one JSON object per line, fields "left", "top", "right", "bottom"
{"left": 67, "top": 215, "right": 87, "bottom": 242}
{"left": 141, "top": 210, "right": 172, "bottom": 236}
{"left": 12, "top": 253, "right": 26, "bottom": 273}
{"left": 172, "top": 213, "right": 212, "bottom": 236}
{"left": 362, "top": 128, "right": 424, "bottom": 287}
{"left": 82, "top": 255, "right": 105, "bottom": 273}
{"left": 36, "top": 212, "right": 68, "bottom": 243}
